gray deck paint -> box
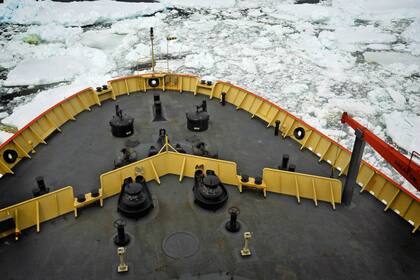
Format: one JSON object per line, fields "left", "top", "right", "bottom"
{"left": 0, "top": 91, "right": 418, "bottom": 280}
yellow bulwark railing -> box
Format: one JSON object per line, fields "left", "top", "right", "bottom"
{"left": 0, "top": 187, "right": 74, "bottom": 239}
{"left": 0, "top": 151, "right": 340, "bottom": 239}
{"left": 0, "top": 88, "right": 99, "bottom": 174}
{"left": 263, "top": 168, "right": 342, "bottom": 209}
{"left": 100, "top": 151, "right": 239, "bottom": 198}
{"left": 100, "top": 151, "right": 341, "bottom": 208}
{"left": 0, "top": 72, "right": 418, "bottom": 233}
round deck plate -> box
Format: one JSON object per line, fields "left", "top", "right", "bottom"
{"left": 162, "top": 231, "right": 199, "bottom": 259}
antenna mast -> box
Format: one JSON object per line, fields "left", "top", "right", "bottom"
{"left": 150, "top": 27, "right": 155, "bottom": 73}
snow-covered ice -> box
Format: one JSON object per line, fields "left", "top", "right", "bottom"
{"left": 384, "top": 111, "right": 420, "bottom": 154}
{"left": 0, "top": 0, "right": 166, "bottom": 26}
{"left": 5, "top": 55, "right": 91, "bottom": 86}
{"left": 0, "top": 0, "right": 419, "bottom": 196}
{"left": 162, "top": 0, "right": 236, "bottom": 9}
{"left": 2, "top": 82, "right": 96, "bottom": 129}
{"left": 0, "top": 130, "right": 13, "bottom": 143}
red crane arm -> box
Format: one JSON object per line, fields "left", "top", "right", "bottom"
{"left": 341, "top": 112, "right": 420, "bottom": 191}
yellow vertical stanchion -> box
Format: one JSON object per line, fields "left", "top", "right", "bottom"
{"left": 294, "top": 176, "right": 301, "bottom": 204}
{"left": 14, "top": 209, "right": 20, "bottom": 240}
{"left": 76, "top": 94, "right": 90, "bottom": 111}
{"left": 179, "top": 157, "right": 186, "bottom": 182}
{"left": 60, "top": 103, "right": 76, "bottom": 120}
{"left": 209, "top": 83, "right": 215, "bottom": 99}
{"left": 318, "top": 142, "right": 332, "bottom": 162}
{"left": 283, "top": 119, "right": 295, "bottom": 138}
{"left": 99, "top": 188, "right": 104, "bottom": 207}
{"left": 248, "top": 97, "right": 257, "bottom": 117}
{"left": 36, "top": 201, "right": 40, "bottom": 232}
{"left": 13, "top": 139, "right": 31, "bottom": 158}
{"left": 55, "top": 194, "right": 60, "bottom": 215}
{"left": 329, "top": 182, "right": 336, "bottom": 210}
{"left": 124, "top": 80, "right": 130, "bottom": 95}
{"left": 0, "top": 160, "right": 13, "bottom": 174}
{"left": 312, "top": 179, "right": 318, "bottom": 207}
{"left": 300, "top": 130, "right": 312, "bottom": 150}
{"left": 251, "top": 100, "right": 263, "bottom": 119}
{"left": 45, "top": 113, "right": 61, "bottom": 132}
{"left": 27, "top": 140, "right": 36, "bottom": 154}
{"left": 150, "top": 160, "right": 160, "bottom": 184}
{"left": 266, "top": 111, "right": 279, "bottom": 128}
{"left": 29, "top": 126, "right": 46, "bottom": 144}
{"left": 93, "top": 90, "right": 101, "bottom": 105}
{"left": 400, "top": 199, "right": 413, "bottom": 217}
{"left": 384, "top": 189, "right": 400, "bottom": 211}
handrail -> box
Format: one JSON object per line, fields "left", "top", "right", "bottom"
{"left": 99, "top": 151, "right": 342, "bottom": 208}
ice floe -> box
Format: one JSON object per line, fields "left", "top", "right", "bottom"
{"left": 2, "top": 82, "right": 107, "bottom": 129}
{"left": 162, "top": 0, "right": 236, "bottom": 9}
{"left": 384, "top": 111, "right": 420, "bottom": 154}
{"left": 0, "top": 0, "right": 166, "bottom": 26}
{"left": 4, "top": 47, "right": 110, "bottom": 86}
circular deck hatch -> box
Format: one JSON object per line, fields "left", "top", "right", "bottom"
{"left": 163, "top": 232, "right": 199, "bottom": 259}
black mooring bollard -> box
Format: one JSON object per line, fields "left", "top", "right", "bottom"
{"left": 225, "top": 207, "right": 241, "bottom": 233}
{"left": 221, "top": 92, "right": 226, "bottom": 106}
{"left": 113, "top": 219, "right": 130, "bottom": 246}
{"left": 36, "top": 176, "right": 46, "bottom": 192}
{"left": 288, "top": 164, "right": 296, "bottom": 172}
{"left": 281, "top": 154, "right": 289, "bottom": 170}
{"left": 33, "top": 176, "right": 50, "bottom": 197}
{"left": 274, "top": 120, "right": 280, "bottom": 136}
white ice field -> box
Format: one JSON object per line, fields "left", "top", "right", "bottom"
{"left": 0, "top": 0, "right": 419, "bottom": 196}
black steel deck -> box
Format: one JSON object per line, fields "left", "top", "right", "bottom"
{"left": 0, "top": 91, "right": 418, "bottom": 279}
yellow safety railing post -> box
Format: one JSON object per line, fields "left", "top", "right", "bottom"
{"left": 99, "top": 188, "right": 104, "bottom": 207}
{"left": 0, "top": 160, "right": 13, "bottom": 174}
{"left": 294, "top": 176, "right": 301, "bottom": 204}
{"left": 124, "top": 80, "right": 130, "bottom": 95}
{"left": 60, "top": 103, "right": 76, "bottom": 120}
{"left": 312, "top": 179, "right": 318, "bottom": 207}
{"left": 36, "top": 201, "right": 40, "bottom": 232}
{"left": 12, "top": 140, "right": 31, "bottom": 159}
{"left": 329, "top": 182, "right": 336, "bottom": 210}
{"left": 150, "top": 160, "right": 160, "bottom": 184}
{"left": 76, "top": 94, "right": 90, "bottom": 111}
{"left": 300, "top": 130, "right": 312, "bottom": 150}
{"left": 384, "top": 189, "right": 400, "bottom": 212}
{"left": 179, "top": 157, "right": 186, "bottom": 182}
{"left": 14, "top": 208, "right": 20, "bottom": 240}
{"left": 29, "top": 126, "right": 46, "bottom": 144}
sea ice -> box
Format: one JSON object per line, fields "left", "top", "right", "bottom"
{"left": 0, "top": 131, "right": 13, "bottom": 144}
{"left": 4, "top": 56, "right": 88, "bottom": 86}
{"left": 0, "top": 0, "right": 166, "bottom": 26}
{"left": 384, "top": 111, "right": 420, "bottom": 154}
